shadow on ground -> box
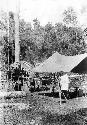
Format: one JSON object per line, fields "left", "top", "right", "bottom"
{"left": 3, "top": 93, "right": 87, "bottom": 125}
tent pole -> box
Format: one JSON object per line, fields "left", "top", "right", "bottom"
{"left": 59, "top": 87, "right": 62, "bottom": 106}
{"left": 58, "top": 76, "right": 62, "bottom": 106}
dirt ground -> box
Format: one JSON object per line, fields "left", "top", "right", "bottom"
{"left": 0, "top": 92, "right": 87, "bottom": 125}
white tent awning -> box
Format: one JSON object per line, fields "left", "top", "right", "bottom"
{"left": 33, "top": 52, "right": 87, "bottom": 73}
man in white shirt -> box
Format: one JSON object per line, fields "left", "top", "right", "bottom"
{"left": 59, "top": 74, "right": 70, "bottom": 99}
{"left": 60, "top": 74, "right": 69, "bottom": 91}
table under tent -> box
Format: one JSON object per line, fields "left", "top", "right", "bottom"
{"left": 33, "top": 52, "right": 87, "bottom": 104}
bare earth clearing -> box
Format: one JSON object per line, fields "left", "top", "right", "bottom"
{"left": 0, "top": 92, "right": 87, "bottom": 125}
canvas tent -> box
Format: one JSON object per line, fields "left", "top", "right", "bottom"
{"left": 21, "top": 61, "right": 33, "bottom": 72}
{"left": 33, "top": 52, "right": 87, "bottom": 73}
{"left": 71, "top": 57, "right": 87, "bottom": 74}
{"left": 11, "top": 61, "right": 33, "bottom": 73}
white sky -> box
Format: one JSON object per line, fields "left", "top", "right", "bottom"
{"left": 0, "top": 0, "right": 87, "bottom": 27}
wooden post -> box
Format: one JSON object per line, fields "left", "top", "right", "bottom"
{"left": 59, "top": 87, "right": 62, "bottom": 106}
{"left": 58, "top": 77, "right": 62, "bottom": 106}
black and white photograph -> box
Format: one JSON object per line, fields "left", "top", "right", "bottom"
{"left": 0, "top": 0, "right": 87, "bottom": 124}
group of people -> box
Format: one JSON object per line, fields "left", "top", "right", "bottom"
{"left": 6, "top": 65, "right": 87, "bottom": 99}
{"left": 7, "top": 65, "right": 30, "bottom": 91}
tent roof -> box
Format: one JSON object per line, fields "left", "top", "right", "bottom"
{"left": 11, "top": 61, "right": 33, "bottom": 72}
{"left": 33, "top": 52, "right": 87, "bottom": 73}
{"left": 71, "top": 57, "right": 87, "bottom": 74}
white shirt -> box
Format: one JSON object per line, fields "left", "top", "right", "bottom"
{"left": 60, "top": 74, "right": 69, "bottom": 90}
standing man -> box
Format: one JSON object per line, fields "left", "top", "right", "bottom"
{"left": 60, "top": 74, "right": 70, "bottom": 99}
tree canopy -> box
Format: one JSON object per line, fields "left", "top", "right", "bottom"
{"left": 0, "top": 9, "right": 86, "bottom": 67}
{"left": 63, "top": 7, "right": 78, "bottom": 26}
